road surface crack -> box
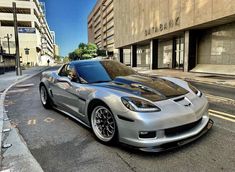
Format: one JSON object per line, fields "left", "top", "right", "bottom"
{"left": 116, "top": 152, "right": 137, "bottom": 172}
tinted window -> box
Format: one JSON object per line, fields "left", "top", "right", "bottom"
{"left": 59, "top": 64, "right": 68, "bottom": 77}
{"left": 75, "top": 60, "right": 136, "bottom": 84}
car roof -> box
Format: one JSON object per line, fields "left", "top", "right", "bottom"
{"left": 69, "top": 59, "right": 112, "bottom": 66}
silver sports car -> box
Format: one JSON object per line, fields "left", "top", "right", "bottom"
{"left": 39, "top": 60, "right": 213, "bottom": 152}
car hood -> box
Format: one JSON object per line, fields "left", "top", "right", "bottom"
{"left": 94, "top": 75, "right": 189, "bottom": 102}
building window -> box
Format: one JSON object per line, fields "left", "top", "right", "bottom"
{"left": 0, "top": 7, "right": 31, "bottom": 14}
{"left": 198, "top": 22, "right": 235, "bottom": 65}
{"left": 137, "top": 45, "right": 150, "bottom": 68}
{"left": 158, "top": 40, "right": 173, "bottom": 68}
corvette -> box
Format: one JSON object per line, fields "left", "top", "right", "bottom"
{"left": 39, "top": 60, "right": 213, "bottom": 152}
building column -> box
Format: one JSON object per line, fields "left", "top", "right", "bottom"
{"left": 150, "top": 39, "right": 158, "bottom": 70}
{"left": 188, "top": 30, "right": 197, "bottom": 71}
{"left": 119, "top": 48, "right": 124, "bottom": 63}
{"left": 131, "top": 45, "right": 137, "bottom": 67}
{"left": 184, "top": 31, "right": 190, "bottom": 72}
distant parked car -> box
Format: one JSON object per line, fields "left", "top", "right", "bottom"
{"left": 39, "top": 60, "right": 213, "bottom": 152}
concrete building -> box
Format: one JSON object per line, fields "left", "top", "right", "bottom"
{"left": 53, "top": 44, "right": 59, "bottom": 57}
{"left": 0, "top": 0, "right": 58, "bottom": 66}
{"left": 88, "top": 0, "right": 119, "bottom": 58}
{"left": 89, "top": 0, "right": 235, "bottom": 75}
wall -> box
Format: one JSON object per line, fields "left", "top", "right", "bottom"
{"left": 114, "top": 0, "right": 235, "bottom": 48}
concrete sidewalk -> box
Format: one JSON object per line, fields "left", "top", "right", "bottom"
{"left": 0, "top": 67, "right": 49, "bottom": 92}
{"left": 137, "top": 68, "right": 235, "bottom": 88}
{"left": 0, "top": 67, "right": 48, "bottom": 172}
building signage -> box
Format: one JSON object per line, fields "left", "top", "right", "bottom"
{"left": 18, "top": 27, "right": 36, "bottom": 34}
{"left": 24, "top": 48, "right": 30, "bottom": 55}
{"left": 144, "top": 17, "right": 180, "bottom": 36}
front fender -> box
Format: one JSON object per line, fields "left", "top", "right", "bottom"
{"left": 85, "top": 89, "right": 129, "bottom": 117}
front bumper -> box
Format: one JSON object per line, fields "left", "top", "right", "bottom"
{"left": 115, "top": 93, "right": 212, "bottom": 152}
{"left": 138, "top": 119, "right": 213, "bottom": 152}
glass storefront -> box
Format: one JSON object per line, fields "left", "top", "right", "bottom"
{"left": 123, "top": 49, "right": 131, "bottom": 66}
{"left": 158, "top": 40, "right": 173, "bottom": 68}
{"left": 137, "top": 45, "right": 150, "bottom": 68}
{"left": 198, "top": 22, "right": 235, "bottom": 65}
{"left": 174, "top": 37, "right": 184, "bottom": 69}
{"left": 158, "top": 36, "right": 184, "bottom": 69}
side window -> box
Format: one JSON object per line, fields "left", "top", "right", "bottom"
{"left": 67, "top": 64, "right": 79, "bottom": 82}
{"left": 59, "top": 64, "right": 69, "bottom": 77}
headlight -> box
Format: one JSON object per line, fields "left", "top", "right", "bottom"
{"left": 188, "top": 83, "right": 202, "bottom": 97}
{"left": 121, "top": 97, "right": 161, "bottom": 112}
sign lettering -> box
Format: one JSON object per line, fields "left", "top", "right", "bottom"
{"left": 144, "top": 17, "right": 180, "bottom": 36}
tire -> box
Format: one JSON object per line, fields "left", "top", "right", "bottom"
{"left": 90, "top": 104, "right": 118, "bottom": 145}
{"left": 40, "top": 85, "right": 52, "bottom": 109}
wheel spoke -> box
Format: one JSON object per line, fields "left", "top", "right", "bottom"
{"left": 92, "top": 106, "right": 115, "bottom": 142}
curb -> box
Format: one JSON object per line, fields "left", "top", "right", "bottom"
{"left": 184, "top": 78, "right": 235, "bottom": 89}
{"left": 0, "top": 67, "right": 49, "bottom": 171}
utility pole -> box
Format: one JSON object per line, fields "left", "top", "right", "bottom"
{"left": 13, "top": 2, "right": 21, "bottom": 76}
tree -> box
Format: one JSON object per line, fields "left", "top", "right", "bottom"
{"left": 63, "top": 56, "right": 70, "bottom": 63}
{"left": 68, "top": 43, "right": 98, "bottom": 60}
{"left": 85, "top": 43, "right": 98, "bottom": 58}
{"left": 68, "top": 51, "right": 79, "bottom": 61}
{"left": 97, "top": 49, "right": 107, "bottom": 57}
{"left": 54, "top": 55, "right": 63, "bottom": 62}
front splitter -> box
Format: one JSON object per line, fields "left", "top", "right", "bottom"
{"left": 137, "top": 119, "right": 214, "bottom": 153}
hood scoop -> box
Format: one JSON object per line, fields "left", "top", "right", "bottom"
{"left": 173, "top": 96, "right": 192, "bottom": 107}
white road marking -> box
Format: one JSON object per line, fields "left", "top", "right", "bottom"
{"left": 15, "top": 83, "right": 35, "bottom": 88}
{"left": 7, "top": 89, "right": 29, "bottom": 94}
{"left": 0, "top": 169, "right": 11, "bottom": 172}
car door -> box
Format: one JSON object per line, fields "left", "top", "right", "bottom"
{"left": 50, "top": 64, "right": 69, "bottom": 107}
{"left": 51, "top": 64, "right": 85, "bottom": 120}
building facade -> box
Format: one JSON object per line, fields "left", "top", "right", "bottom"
{"left": 0, "top": 0, "right": 58, "bottom": 66}
{"left": 89, "top": 0, "right": 235, "bottom": 75}
{"left": 88, "top": 0, "right": 119, "bottom": 57}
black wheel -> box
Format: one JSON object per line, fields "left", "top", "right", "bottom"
{"left": 90, "top": 104, "right": 118, "bottom": 145}
{"left": 40, "top": 85, "right": 52, "bottom": 109}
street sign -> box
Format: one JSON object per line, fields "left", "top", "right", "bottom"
{"left": 18, "top": 28, "right": 36, "bottom": 34}
{"left": 24, "top": 48, "right": 30, "bottom": 55}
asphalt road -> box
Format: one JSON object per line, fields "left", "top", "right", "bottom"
{"left": 4, "top": 69, "right": 235, "bottom": 172}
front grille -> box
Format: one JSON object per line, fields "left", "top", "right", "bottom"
{"left": 165, "top": 118, "right": 202, "bottom": 137}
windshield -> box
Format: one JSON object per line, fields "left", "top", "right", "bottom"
{"left": 74, "top": 60, "right": 137, "bottom": 84}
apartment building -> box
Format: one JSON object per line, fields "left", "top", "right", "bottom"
{"left": 88, "top": 0, "right": 118, "bottom": 57}
{"left": 0, "top": 0, "right": 58, "bottom": 66}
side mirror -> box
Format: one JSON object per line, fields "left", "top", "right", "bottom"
{"left": 57, "top": 77, "right": 72, "bottom": 85}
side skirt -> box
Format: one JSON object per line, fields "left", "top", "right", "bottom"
{"left": 53, "top": 107, "right": 91, "bottom": 128}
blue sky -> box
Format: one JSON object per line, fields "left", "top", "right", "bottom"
{"left": 40, "top": 0, "right": 97, "bottom": 57}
